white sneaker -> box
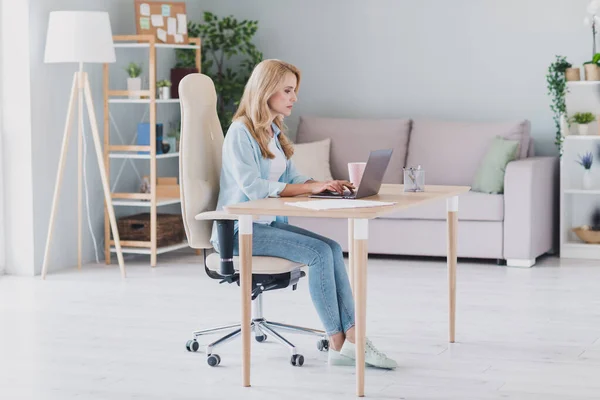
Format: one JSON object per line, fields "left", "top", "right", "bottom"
{"left": 328, "top": 348, "right": 355, "bottom": 366}
{"left": 339, "top": 338, "right": 398, "bottom": 369}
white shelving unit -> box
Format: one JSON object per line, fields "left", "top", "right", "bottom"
{"left": 560, "top": 82, "right": 600, "bottom": 259}
{"left": 103, "top": 34, "right": 201, "bottom": 266}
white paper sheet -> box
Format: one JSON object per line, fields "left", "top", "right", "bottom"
{"left": 174, "top": 34, "right": 184, "bottom": 43}
{"left": 285, "top": 199, "right": 396, "bottom": 210}
{"left": 157, "top": 28, "right": 167, "bottom": 42}
{"left": 177, "top": 14, "right": 187, "bottom": 34}
{"left": 140, "top": 3, "right": 150, "bottom": 16}
{"left": 151, "top": 14, "right": 163, "bottom": 27}
{"left": 167, "top": 17, "right": 177, "bottom": 35}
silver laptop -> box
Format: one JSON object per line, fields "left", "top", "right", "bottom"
{"left": 309, "top": 149, "right": 393, "bottom": 199}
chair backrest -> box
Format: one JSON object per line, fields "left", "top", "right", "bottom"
{"left": 178, "top": 74, "right": 224, "bottom": 249}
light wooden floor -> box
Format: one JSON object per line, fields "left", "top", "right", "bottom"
{"left": 1, "top": 251, "right": 599, "bottom": 399}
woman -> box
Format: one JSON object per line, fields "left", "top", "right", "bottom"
{"left": 211, "top": 59, "right": 396, "bottom": 369}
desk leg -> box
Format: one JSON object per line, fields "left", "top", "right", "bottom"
{"left": 348, "top": 219, "right": 355, "bottom": 295}
{"left": 353, "top": 218, "right": 368, "bottom": 397}
{"left": 447, "top": 196, "right": 458, "bottom": 343}
{"left": 239, "top": 215, "right": 253, "bottom": 387}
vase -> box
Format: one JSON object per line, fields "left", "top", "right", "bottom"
{"left": 164, "top": 136, "right": 177, "bottom": 153}
{"left": 170, "top": 67, "right": 198, "bottom": 98}
{"left": 127, "top": 77, "right": 141, "bottom": 99}
{"left": 578, "top": 124, "right": 590, "bottom": 136}
{"left": 566, "top": 67, "right": 581, "bottom": 81}
{"left": 583, "top": 169, "right": 593, "bottom": 190}
{"left": 159, "top": 86, "right": 171, "bottom": 100}
{"left": 585, "top": 64, "right": 600, "bottom": 81}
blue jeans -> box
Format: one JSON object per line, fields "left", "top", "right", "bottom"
{"left": 232, "top": 221, "right": 355, "bottom": 336}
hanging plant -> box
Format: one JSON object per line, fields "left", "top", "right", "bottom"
{"left": 546, "top": 55, "right": 571, "bottom": 155}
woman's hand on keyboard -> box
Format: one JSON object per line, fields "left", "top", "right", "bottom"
{"left": 310, "top": 180, "right": 355, "bottom": 195}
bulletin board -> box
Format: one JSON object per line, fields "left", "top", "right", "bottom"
{"left": 134, "top": 0, "right": 188, "bottom": 44}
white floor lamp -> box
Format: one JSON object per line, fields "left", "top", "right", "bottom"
{"left": 42, "top": 11, "right": 125, "bottom": 279}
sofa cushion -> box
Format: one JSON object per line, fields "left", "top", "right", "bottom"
{"left": 296, "top": 116, "right": 411, "bottom": 184}
{"left": 405, "top": 119, "right": 531, "bottom": 186}
{"left": 291, "top": 138, "right": 334, "bottom": 181}
{"left": 381, "top": 191, "right": 504, "bottom": 222}
{"left": 471, "top": 136, "right": 520, "bottom": 194}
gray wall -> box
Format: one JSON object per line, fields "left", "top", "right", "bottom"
{"left": 187, "top": 0, "right": 592, "bottom": 156}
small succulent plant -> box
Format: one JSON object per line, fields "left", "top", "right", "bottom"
{"left": 577, "top": 151, "right": 594, "bottom": 169}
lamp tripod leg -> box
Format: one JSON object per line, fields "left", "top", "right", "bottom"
{"left": 82, "top": 72, "right": 126, "bottom": 278}
{"left": 41, "top": 74, "right": 78, "bottom": 279}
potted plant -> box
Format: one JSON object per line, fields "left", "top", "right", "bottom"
{"left": 170, "top": 23, "right": 201, "bottom": 99}
{"left": 577, "top": 151, "right": 594, "bottom": 189}
{"left": 584, "top": 53, "right": 600, "bottom": 81}
{"left": 571, "top": 112, "right": 596, "bottom": 135}
{"left": 175, "top": 13, "right": 263, "bottom": 131}
{"left": 125, "top": 62, "right": 143, "bottom": 99}
{"left": 157, "top": 79, "right": 171, "bottom": 100}
{"left": 547, "top": 55, "right": 571, "bottom": 154}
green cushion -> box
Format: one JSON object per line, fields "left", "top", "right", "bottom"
{"left": 471, "top": 136, "right": 520, "bottom": 194}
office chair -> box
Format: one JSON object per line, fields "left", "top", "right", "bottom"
{"left": 178, "top": 73, "right": 329, "bottom": 367}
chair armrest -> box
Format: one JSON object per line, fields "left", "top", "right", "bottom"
{"left": 503, "top": 156, "right": 559, "bottom": 261}
{"left": 195, "top": 211, "right": 239, "bottom": 221}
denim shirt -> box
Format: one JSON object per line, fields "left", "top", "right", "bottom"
{"left": 210, "top": 120, "right": 312, "bottom": 249}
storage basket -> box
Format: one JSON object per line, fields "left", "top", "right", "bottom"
{"left": 115, "top": 213, "right": 185, "bottom": 247}
{"left": 572, "top": 226, "right": 600, "bottom": 244}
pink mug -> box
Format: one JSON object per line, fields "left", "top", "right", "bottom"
{"left": 348, "top": 162, "right": 367, "bottom": 187}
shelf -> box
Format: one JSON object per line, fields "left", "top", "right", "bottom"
{"left": 110, "top": 240, "right": 190, "bottom": 255}
{"left": 112, "top": 198, "right": 181, "bottom": 207}
{"left": 567, "top": 81, "right": 600, "bottom": 86}
{"left": 108, "top": 99, "right": 180, "bottom": 104}
{"left": 114, "top": 43, "right": 200, "bottom": 49}
{"left": 564, "top": 189, "right": 600, "bottom": 195}
{"left": 109, "top": 152, "right": 179, "bottom": 160}
{"left": 564, "top": 135, "right": 600, "bottom": 141}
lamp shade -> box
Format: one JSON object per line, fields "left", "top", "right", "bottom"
{"left": 44, "top": 11, "right": 116, "bottom": 63}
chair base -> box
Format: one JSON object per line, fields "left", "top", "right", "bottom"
{"left": 185, "top": 294, "right": 329, "bottom": 367}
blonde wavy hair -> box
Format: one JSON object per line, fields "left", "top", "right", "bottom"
{"left": 232, "top": 59, "right": 301, "bottom": 159}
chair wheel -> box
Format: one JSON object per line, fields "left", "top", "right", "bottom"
{"left": 186, "top": 339, "right": 199, "bottom": 352}
{"left": 255, "top": 334, "right": 267, "bottom": 343}
{"left": 290, "top": 354, "right": 304, "bottom": 367}
{"left": 207, "top": 354, "right": 221, "bottom": 367}
{"left": 317, "top": 339, "right": 329, "bottom": 352}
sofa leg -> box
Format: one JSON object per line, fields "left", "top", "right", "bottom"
{"left": 506, "top": 258, "right": 535, "bottom": 268}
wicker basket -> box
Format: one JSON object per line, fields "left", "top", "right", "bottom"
{"left": 115, "top": 213, "right": 185, "bottom": 247}
{"left": 572, "top": 226, "right": 600, "bottom": 244}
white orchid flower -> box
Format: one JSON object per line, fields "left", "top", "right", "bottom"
{"left": 588, "top": 0, "right": 600, "bottom": 14}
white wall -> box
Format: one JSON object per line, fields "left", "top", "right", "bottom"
{"left": 188, "top": 0, "right": 593, "bottom": 156}
{"left": 1, "top": 0, "right": 35, "bottom": 276}
{"left": 0, "top": 0, "right": 5, "bottom": 275}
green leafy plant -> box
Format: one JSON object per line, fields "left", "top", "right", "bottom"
{"left": 571, "top": 112, "right": 596, "bottom": 124}
{"left": 176, "top": 12, "right": 263, "bottom": 131}
{"left": 546, "top": 55, "right": 571, "bottom": 155}
{"left": 125, "top": 62, "right": 142, "bottom": 78}
{"left": 157, "top": 79, "right": 171, "bottom": 88}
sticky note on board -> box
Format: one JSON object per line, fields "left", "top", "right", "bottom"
{"left": 157, "top": 28, "right": 167, "bottom": 42}
{"left": 151, "top": 14, "right": 164, "bottom": 27}
{"left": 167, "top": 17, "right": 176, "bottom": 35}
{"left": 140, "top": 17, "right": 150, "bottom": 30}
{"left": 162, "top": 4, "right": 171, "bottom": 16}
{"left": 140, "top": 3, "right": 150, "bottom": 16}
{"left": 174, "top": 34, "right": 184, "bottom": 43}
{"left": 177, "top": 14, "right": 187, "bottom": 34}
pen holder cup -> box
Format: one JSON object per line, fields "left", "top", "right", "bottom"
{"left": 403, "top": 167, "right": 425, "bottom": 192}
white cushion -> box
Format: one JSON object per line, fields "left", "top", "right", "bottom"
{"left": 291, "top": 138, "right": 334, "bottom": 181}
{"left": 206, "top": 252, "right": 306, "bottom": 274}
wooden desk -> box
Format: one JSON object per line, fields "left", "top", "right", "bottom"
{"left": 224, "top": 184, "right": 471, "bottom": 397}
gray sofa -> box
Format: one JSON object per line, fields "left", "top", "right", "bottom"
{"left": 288, "top": 116, "right": 559, "bottom": 267}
